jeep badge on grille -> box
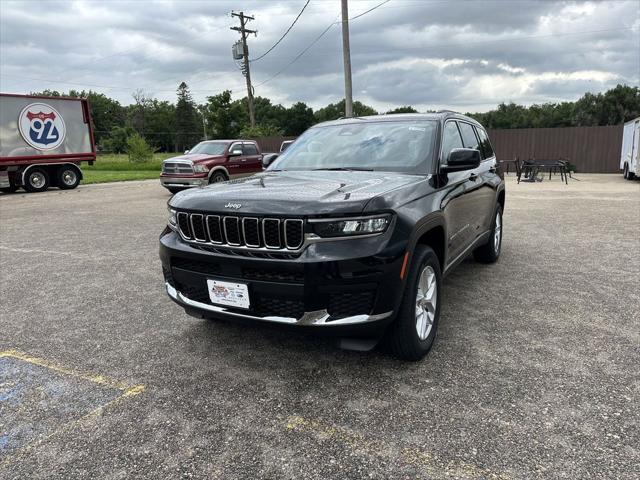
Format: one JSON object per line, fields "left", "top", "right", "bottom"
{"left": 224, "top": 203, "right": 242, "bottom": 209}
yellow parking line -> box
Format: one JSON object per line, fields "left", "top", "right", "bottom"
{"left": 0, "top": 349, "right": 145, "bottom": 469}
{"left": 286, "top": 415, "right": 511, "bottom": 479}
{"left": 0, "top": 349, "right": 144, "bottom": 394}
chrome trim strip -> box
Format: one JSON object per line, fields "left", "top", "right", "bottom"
{"left": 283, "top": 219, "right": 304, "bottom": 250}
{"left": 262, "top": 218, "right": 281, "bottom": 249}
{"left": 223, "top": 216, "right": 242, "bottom": 246}
{"left": 177, "top": 212, "right": 192, "bottom": 239}
{"left": 190, "top": 214, "right": 207, "bottom": 242}
{"left": 242, "top": 217, "right": 261, "bottom": 248}
{"left": 166, "top": 282, "right": 393, "bottom": 326}
{"left": 205, "top": 215, "right": 223, "bottom": 244}
{"left": 307, "top": 214, "right": 391, "bottom": 223}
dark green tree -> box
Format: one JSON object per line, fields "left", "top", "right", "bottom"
{"left": 283, "top": 102, "right": 315, "bottom": 135}
{"left": 386, "top": 106, "right": 418, "bottom": 114}
{"left": 174, "top": 82, "right": 201, "bottom": 151}
{"left": 205, "top": 90, "right": 246, "bottom": 139}
{"left": 314, "top": 99, "right": 378, "bottom": 123}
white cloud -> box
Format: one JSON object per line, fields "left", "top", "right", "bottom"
{"left": 0, "top": 0, "right": 637, "bottom": 112}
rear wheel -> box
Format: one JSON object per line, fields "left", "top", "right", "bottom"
{"left": 473, "top": 206, "right": 503, "bottom": 263}
{"left": 623, "top": 163, "right": 629, "bottom": 179}
{"left": 385, "top": 245, "right": 441, "bottom": 361}
{"left": 23, "top": 168, "right": 50, "bottom": 193}
{"left": 56, "top": 165, "right": 80, "bottom": 189}
{"left": 166, "top": 187, "right": 185, "bottom": 194}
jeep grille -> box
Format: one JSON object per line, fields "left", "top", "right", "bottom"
{"left": 176, "top": 212, "right": 305, "bottom": 250}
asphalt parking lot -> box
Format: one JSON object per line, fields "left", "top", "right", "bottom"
{"left": 0, "top": 174, "right": 638, "bottom": 479}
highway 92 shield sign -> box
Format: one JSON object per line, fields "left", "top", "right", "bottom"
{"left": 18, "top": 103, "right": 66, "bottom": 150}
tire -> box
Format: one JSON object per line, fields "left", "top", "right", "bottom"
{"left": 56, "top": 165, "right": 80, "bottom": 189}
{"left": 623, "top": 163, "right": 629, "bottom": 179}
{"left": 209, "top": 171, "right": 227, "bottom": 184}
{"left": 384, "top": 245, "right": 442, "bottom": 361}
{"left": 166, "top": 187, "right": 185, "bottom": 194}
{"left": 23, "top": 168, "right": 50, "bottom": 193}
{"left": 473, "top": 206, "right": 503, "bottom": 264}
{"left": 629, "top": 171, "right": 636, "bottom": 180}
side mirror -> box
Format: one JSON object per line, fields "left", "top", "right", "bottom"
{"left": 262, "top": 153, "right": 278, "bottom": 168}
{"left": 184, "top": 150, "right": 190, "bottom": 154}
{"left": 441, "top": 148, "right": 481, "bottom": 172}
{"left": 229, "top": 149, "right": 243, "bottom": 156}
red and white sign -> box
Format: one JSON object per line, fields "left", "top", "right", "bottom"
{"left": 18, "top": 102, "right": 66, "bottom": 151}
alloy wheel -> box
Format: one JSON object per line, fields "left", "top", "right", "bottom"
{"left": 415, "top": 265, "right": 437, "bottom": 340}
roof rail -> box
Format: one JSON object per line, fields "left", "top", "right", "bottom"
{"left": 436, "top": 109, "right": 460, "bottom": 114}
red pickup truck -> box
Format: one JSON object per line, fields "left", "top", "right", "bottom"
{"left": 160, "top": 140, "right": 264, "bottom": 193}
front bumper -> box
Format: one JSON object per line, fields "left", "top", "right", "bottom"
{"left": 159, "top": 229, "right": 406, "bottom": 336}
{"left": 160, "top": 174, "right": 208, "bottom": 188}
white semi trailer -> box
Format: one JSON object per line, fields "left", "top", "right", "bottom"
{"left": 620, "top": 117, "right": 639, "bottom": 180}
{"left": 0, "top": 93, "right": 96, "bottom": 193}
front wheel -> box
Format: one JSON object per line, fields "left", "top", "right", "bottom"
{"left": 384, "top": 245, "right": 442, "bottom": 361}
{"left": 623, "top": 163, "right": 629, "bottom": 179}
{"left": 473, "top": 206, "right": 503, "bottom": 263}
{"left": 209, "top": 171, "right": 227, "bottom": 183}
{"left": 23, "top": 168, "right": 50, "bottom": 193}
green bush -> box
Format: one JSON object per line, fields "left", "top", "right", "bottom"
{"left": 126, "top": 133, "right": 155, "bottom": 163}
{"left": 239, "top": 123, "right": 283, "bottom": 138}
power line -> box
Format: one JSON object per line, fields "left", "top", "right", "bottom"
{"left": 255, "top": 18, "right": 338, "bottom": 87}
{"left": 349, "top": 0, "right": 392, "bottom": 20}
{"left": 255, "top": 0, "right": 398, "bottom": 87}
{"left": 251, "top": 0, "right": 311, "bottom": 63}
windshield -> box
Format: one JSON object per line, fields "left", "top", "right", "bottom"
{"left": 189, "top": 142, "right": 228, "bottom": 155}
{"left": 270, "top": 120, "right": 437, "bottom": 173}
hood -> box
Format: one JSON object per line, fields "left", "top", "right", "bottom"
{"left": 164, "top": 153, "right": 224, "bottom": 163}
{"left": 169, "top": 170, "right": 425, "bottom": 215}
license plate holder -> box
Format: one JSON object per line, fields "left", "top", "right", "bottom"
{"left": 206, "top": 279, "right": 250, "bottom": 309}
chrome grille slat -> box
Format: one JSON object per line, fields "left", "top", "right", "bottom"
{"left": 190, "top": 214, "right": 207, "bottom": 242}
{"left": 205, "top": 215, "right": 223, "bottom": 244}
{"left": 177, "top": 213, "right": 304, "bottom": 252}
{"left": 242, "top": 217, "right": 261, "bottom": 247}
{"left": 223, "top": 217, "right": 242, "bottom": 246}
{"left": 284, "top": 219, "right": 304, "bottom": 249}
{"left": 177, "top": 212, "right": 192, "bottom": 239}
{"left": 262, "top": 218, "right": 281, "bottom": 249}
{"left": 163, "top": 162, "right": 194, "bottom": 174}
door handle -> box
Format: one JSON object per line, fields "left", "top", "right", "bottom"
{"left": 469, "top": 173, "right": 478, "bottom": 181}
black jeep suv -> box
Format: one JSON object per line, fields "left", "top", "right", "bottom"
{"left": 160, "top": 113, "right": 505, "bottom": 360}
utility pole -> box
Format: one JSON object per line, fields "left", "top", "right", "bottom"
{"left": 231, "top": 11, "right": 257, "bottom": 127}
{"left": 341, "top": 0, "right": 353, "bottom": 118}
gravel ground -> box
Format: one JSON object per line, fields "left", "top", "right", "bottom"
{"left": 0, "top": 174, "right": 638, "bottom": 479}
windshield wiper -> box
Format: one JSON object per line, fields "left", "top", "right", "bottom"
{"left": 312, "top": 167, "right": 374, "bottom": 171}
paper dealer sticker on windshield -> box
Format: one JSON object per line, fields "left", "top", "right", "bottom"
{"left": 18, "top": 103, "right": 66, "bottom": 150}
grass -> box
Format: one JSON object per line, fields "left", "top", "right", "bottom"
{"left": 81, "top": 153, "right": 176, "bottom": 184}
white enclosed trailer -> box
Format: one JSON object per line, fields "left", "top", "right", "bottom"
{"left": 620, "top": 117, "right": 640, "bottom": 180}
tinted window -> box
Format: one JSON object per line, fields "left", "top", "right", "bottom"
{"left": 189, "top": 142, "right": 228, "bottom": 155}
{"left": 243, "top": 144, "right": 258, "bottom": 155}
{"left": 270, "top": 120, "right": 438, "bottom": 174}
{"left": 458, "top": 122, "right": 480, "bottom": 150}
{"left": 441, "top": 121, "right": 463, "bottom": 161}
{"left": 475, "top": 127, "right": 494, "bottom": 159}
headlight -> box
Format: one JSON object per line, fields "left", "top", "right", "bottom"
{"left": 168, "top": 207, "right": 177, "bottom": 230}
{"left": 311, "top": 215, "right": 391, "bottom": 238}
{"left": 193, "top": 164, "right": 209, "bottom": 173}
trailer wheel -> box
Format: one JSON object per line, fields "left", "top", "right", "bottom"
{"left": 23, "top": 168, "right": 50, "bottom": 193}
{"left": 57, "top": 165, "right": 81, "bottom": 189}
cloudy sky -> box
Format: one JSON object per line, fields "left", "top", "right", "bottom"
{"left": 1, "top": 0, "right": 638, "bottom": 112}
